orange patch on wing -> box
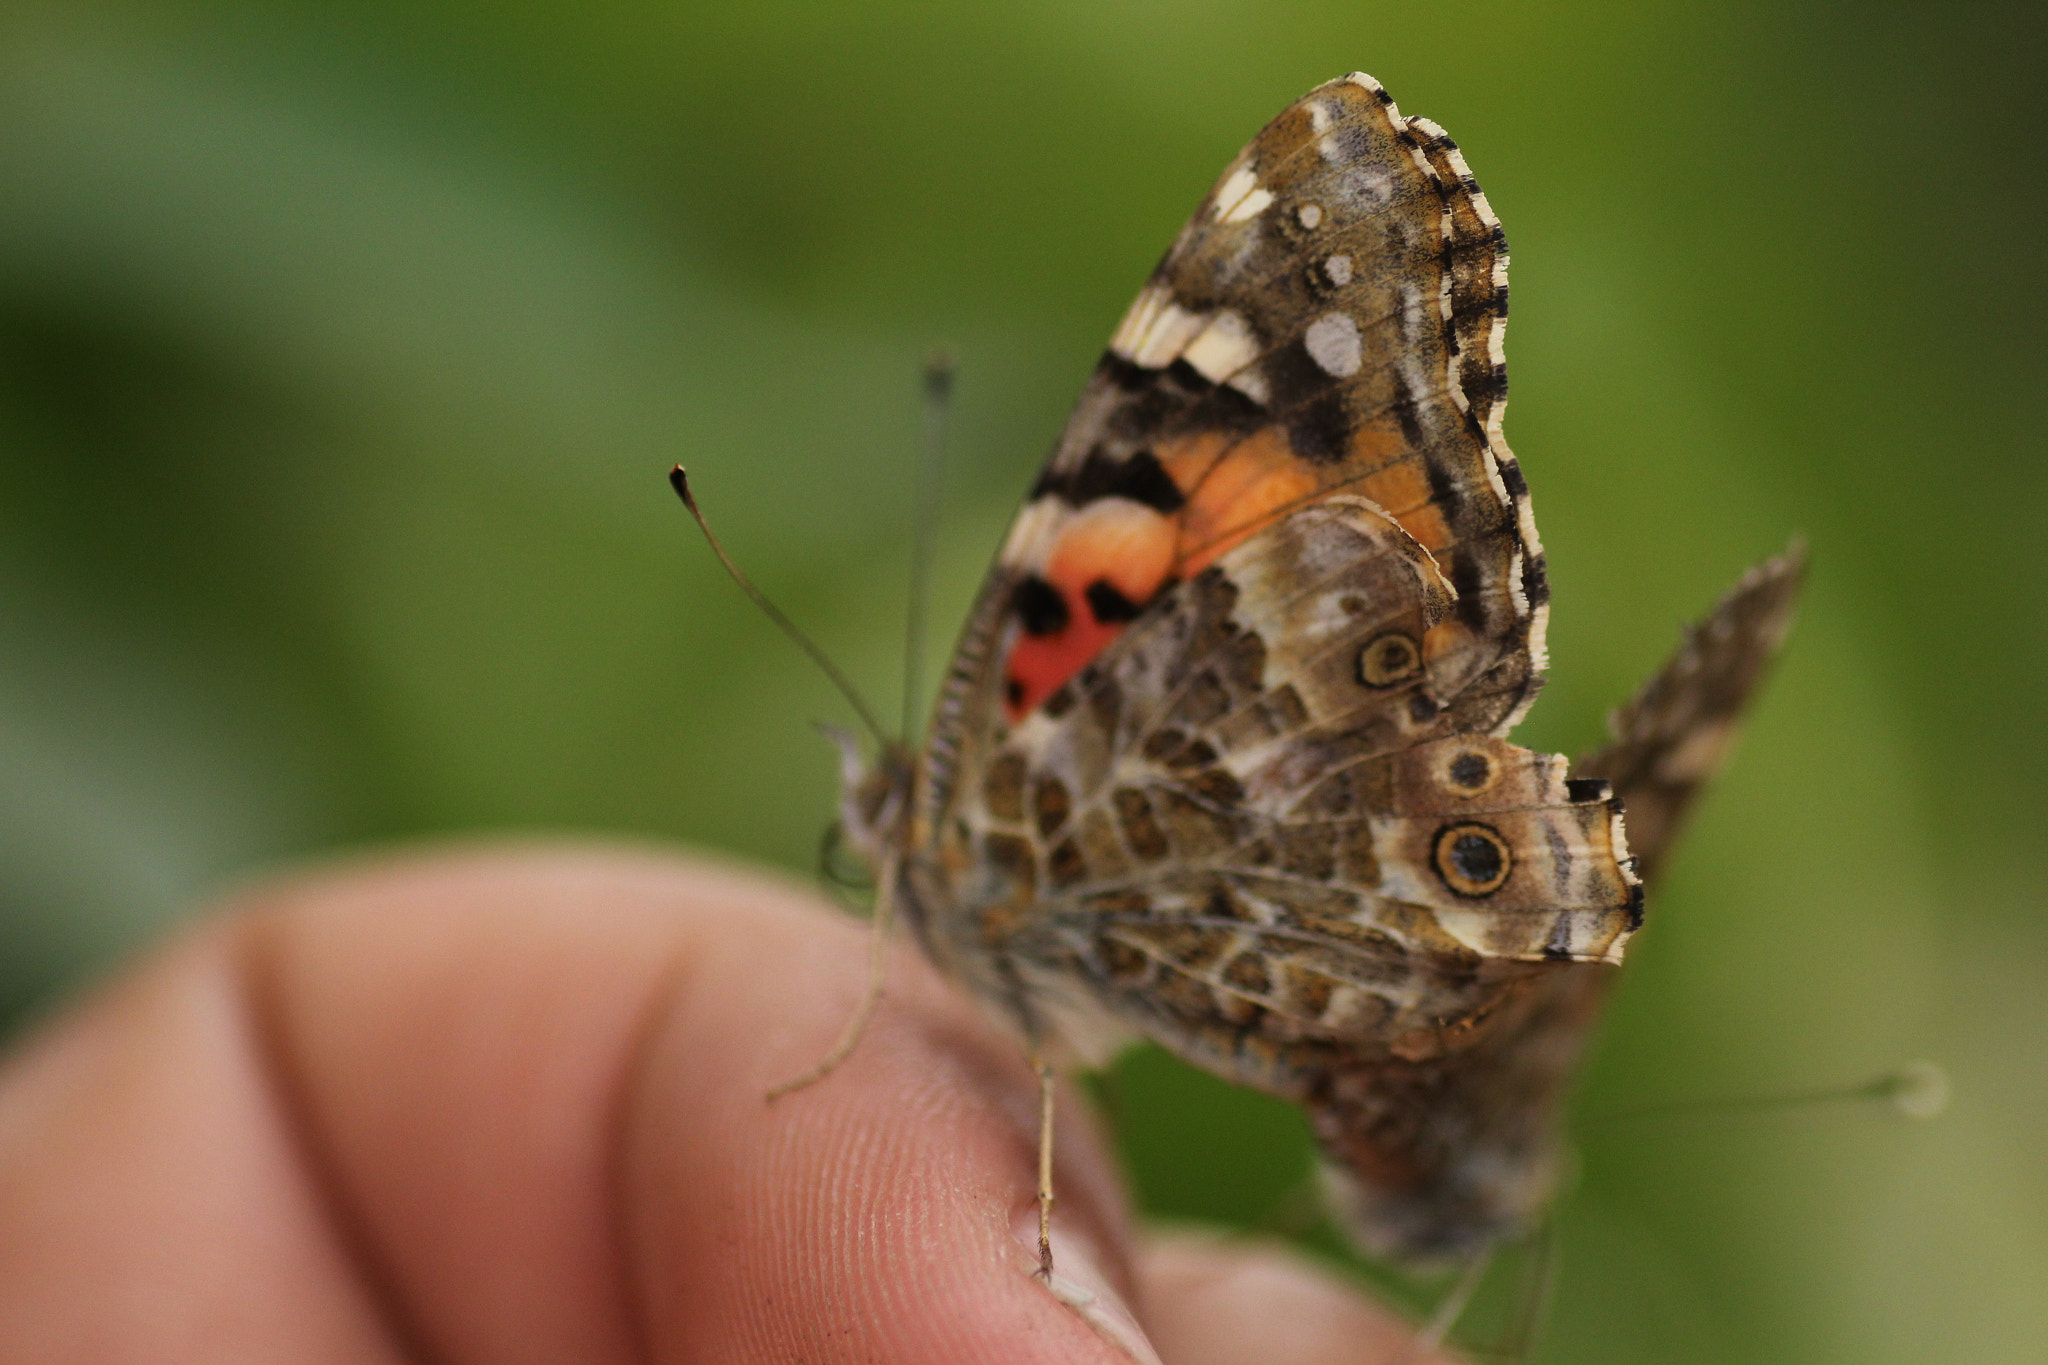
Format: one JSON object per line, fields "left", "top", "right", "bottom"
{"left": 1357, "top": 459, "right": 1454, "bottom": 553}
{"left": 1002, "top": 501, "right": 1178, "bottom": 721}
{"left": 1424, "top": 618, "right": 1476, "bottom": 663}
{"left": 1396, "top": 505, "right": 1453, "bottom": 554}
{"left": 1046, "top": 501, "right": 1178, "bottom": 607}
{"left": 1359, "top": 460, "right": 1431, "bottom": 515}
{"left": 1264, "top": 103, "right": 1316, "bottom": 152}
{"left": 1349, "top": 418, "right": 1415, "bottom": 467}
{"left": 1165, "top": 427, "right": 1319, "bottom": 574}
{"left": 1156, "top": 428, "right": 1236, "bottom": 497}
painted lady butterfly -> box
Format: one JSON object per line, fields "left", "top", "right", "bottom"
{"left": 803, "top": 72, "right": 1800, "bottom": 1272}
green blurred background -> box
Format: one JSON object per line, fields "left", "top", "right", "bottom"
{"left": 2, "top": 1, "right": 2043, "bottom": 1358}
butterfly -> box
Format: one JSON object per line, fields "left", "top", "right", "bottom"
{"left": 788, "top": 71, "right": 1803, "bottom": 1274}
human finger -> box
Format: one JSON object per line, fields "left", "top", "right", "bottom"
{"left": 0, "top": 844, "right": 1155, "bottom": 1363}
{"left": 1138, "top": 1230, "right": 1460, "bottom": 1365}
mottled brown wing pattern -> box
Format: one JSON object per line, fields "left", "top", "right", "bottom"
{"left": 906, "top": 499, "right": 1636, "bottom": 1076}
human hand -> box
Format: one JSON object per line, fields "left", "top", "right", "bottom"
{"left": 0, "top": 844, "right": 1453, "bottom": 1363}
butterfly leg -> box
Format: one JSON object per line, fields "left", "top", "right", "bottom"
{"left": 767, "top": 848, "right": 899, "bottom": 1101}
{"left": 1494, "top": 1217, "right": 1560, "bottom": 1365}
{"left": 1413, "top": 1244, "right": 1493, "bottom": 1357}
{"left": 1033, "top": 1055, "right": 1057, "bottom": 1280}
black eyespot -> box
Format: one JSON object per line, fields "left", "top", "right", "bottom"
{"left": 1011, "top": 574, "right": 1070, "bottom": 637}
{"left": 1004, "top": 678, "right": 1025, "bottom": 708}
{"left": 1447, "top": 751, "right": 1492, "bottom": 792}
{"left": 1358, "top": 631, "right": 1422, "bottom": 687}
{"left": 1433, "top": 822, "right": 1512, "bottom": 897}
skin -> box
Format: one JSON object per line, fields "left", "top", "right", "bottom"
{"left": 0, "top": 843, "right": 1454, "bottom": 1364}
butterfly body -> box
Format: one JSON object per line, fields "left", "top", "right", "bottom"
{"left": 834, "top": 73, "right": 1793, "bottom": 1265}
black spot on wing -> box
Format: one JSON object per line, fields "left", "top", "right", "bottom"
{"left": 1521, "top": 551, "right": 1551, "bottom": 609}
{"left": 1107, "top": 368, "right": 1211, "bottom": 444}
{"left": 1450, "top": 553, "right": 1491, "bottom": 630}
{"left": 1258, "top": 335, "right": 1354, "bottom": 465}
{"left": 1389, "top": 368, "right": 1426, "bottom": 449}
{"left": 1067, "top": 447, "right": 1187, "bottom": 512}
{"left": 1496, "top": 457, "right": 1528, "bottom": 499}
{"left": 1012, "top": 574, "right": 1070, "bottom": 637}
{"left": 1287, "top": 391, "right": 1354, "bottom": 465}
{"left": 1156, "top": 352, "right": 1270, "bottom": 432}
{"left": 1085, "top": 579, "right": 1144, "bottom": 624}
{"left": 1096, "top": 351, "right": 1153, "bottom": 392}
{"left": 1462, "top": 366, "right": 1508, "bottom": 409}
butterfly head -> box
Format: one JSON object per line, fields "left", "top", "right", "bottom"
{"left": 825, "top": 725, "right": 916, "bottom": 870}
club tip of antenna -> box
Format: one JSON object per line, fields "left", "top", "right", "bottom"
{"left": 669, "top": 465, "right": 695, "bottom": 508}
{"left": 1880, "top": 1060, "right": 1950, "bottom": 1121}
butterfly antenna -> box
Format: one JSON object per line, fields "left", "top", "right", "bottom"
{"left": 670, "top": 466, "right": 890, "bottom": 747}
{"left": 901, "top": 351, "right": 953, "bottom": 740}
{"left": 1587, "top": 1059, "right": 1951, "bottom": 1128}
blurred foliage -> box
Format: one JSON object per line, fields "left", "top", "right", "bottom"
{"left": 2, "top": 2, "right": 2044, "bottom": 1359}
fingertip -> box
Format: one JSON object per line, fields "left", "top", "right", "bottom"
{"left": 1139, "top": 1230, "right": 1458, "bottom": 1365}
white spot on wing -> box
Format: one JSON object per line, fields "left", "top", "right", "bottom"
{"left": 1304, "top": 312, "right": 1362, "bottom": 377}
{"left": 1182, "top": 310, "right": 1259, "bottom": 384}
{"left": 1221, "top": 187, "right": 1273, "bottom": 223}
{"left": 1108, "top": 286, "right": 1208, "bottom": 368}
{"left": 1335, "top": 166, "right": 1393, "bottom": 211}
{"left": 997, "top": 495, "right": 1069, "bottom": 569}
{"left": 1324, "top": 254, "right": 1353, "bottom": 286}
{"left": 1213, "top": 163, "right": 1274, "bottom": 223}
{"left": 1398, "top": 282, "right": 1428, "bottom": 345}
{"left": 1297, "top": 203, "right": 1323, "bottom": 229}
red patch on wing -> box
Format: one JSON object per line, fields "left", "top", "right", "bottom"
{"left": 1358, "top": 459, "right": 1453, "bottom": 553}
{"left": 1005, "top": 612, "right": 1121, "bottom": 721}
{"left": 1003, "top": 501, "right": 1177, "bottom": 721}
{"left": 1000, "top": 425, "right": 1345, "bottom": 722}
